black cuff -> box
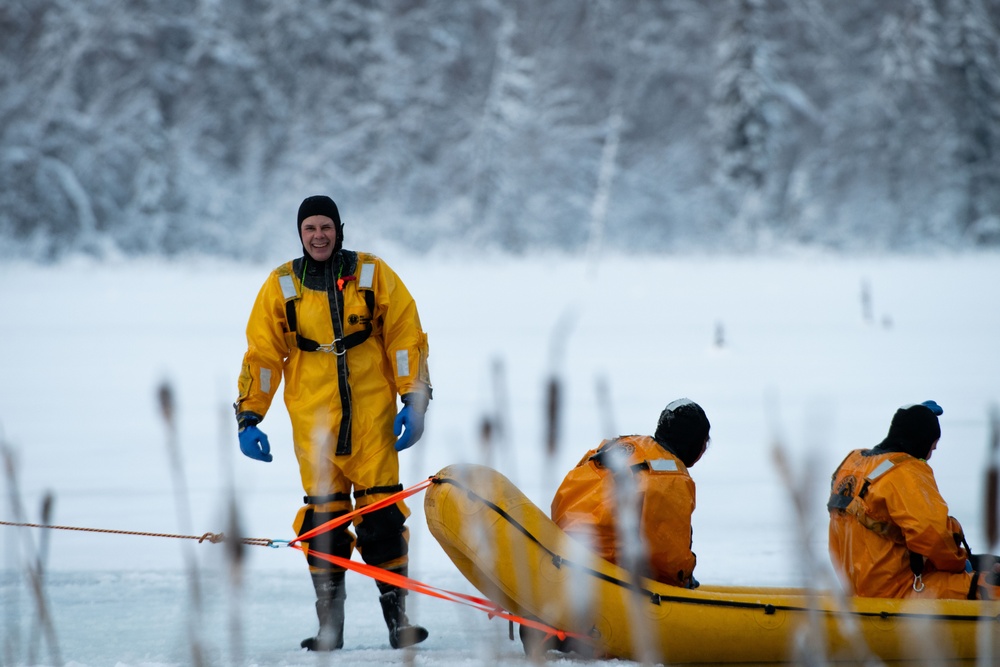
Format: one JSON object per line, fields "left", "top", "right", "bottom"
{"left": 237, "top": 411, "right": 262, "bottom": 431}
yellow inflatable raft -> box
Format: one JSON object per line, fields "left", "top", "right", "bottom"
{"left": 424, "top": 463, "right": 1000, "bottom": 664}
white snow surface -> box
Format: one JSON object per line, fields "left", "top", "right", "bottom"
{"left": 2, "top": 251, "right": 999, "bottom": 666}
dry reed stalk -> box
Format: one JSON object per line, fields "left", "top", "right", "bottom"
{"left": 984, "top": 403, "right": 999, "bottom": 552}
{"left": 544, "top": 376, "right": 560, "bottom": 459}
{"left": 594, "top": 375, "right": 616, "bottom": 439}
{"left": 157, "top": 380, "right": 206, "bottom": 667}
{"left": 218, "top": 400, "right": 247, "bottom": 666}
{"left": 769, "top": 415, "right": 882, "bottom": 667}
{"left": 468, "top": 381, "right": 511, "bottom": 664}
{"left": 607, "top": 451, "right": 658, "bottom": 665}
{"left": 978, "top": 403, "right": 1000, "bottom": 667}
{"left": 1, "top": 440, "right": 62, "bottom": 666}
{"left": 771, "top": 441, "right": 833, "bottom": 666}
{"left": 27, "top": 491, "right": 54, "bottom": 665}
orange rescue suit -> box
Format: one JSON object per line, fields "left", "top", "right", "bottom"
{"left": 551, "top": 435, "right": 697, "bottom": 587}
{"left": 828, "top": 449, "right": 972, "bottom": 599}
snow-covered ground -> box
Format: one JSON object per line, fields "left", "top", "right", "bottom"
{"left": 2, "top": 251, "right": 999, "bottom": 666}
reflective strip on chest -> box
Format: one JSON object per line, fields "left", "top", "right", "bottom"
{"left": 358, "top": 263, "right": 375, "bottom": 289}
{"left": 648, "top": 459, "right": 678, "bottom": 472}
{"left": 278, "top": 274, "right": 298, "bottom": 301}
{"left": 868, "top": 459, "right": 895, "bottom": 480}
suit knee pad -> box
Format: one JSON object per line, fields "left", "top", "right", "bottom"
{"left": 297, "top": 508, "right": 355, "bottom": 570}
{"left": 356, "top": 504, "right": 408, "bottom": 566}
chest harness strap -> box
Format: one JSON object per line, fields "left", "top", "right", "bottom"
{"left": 827, "top": 456, "right": 926, "bottom": 592}
{"left": 278, "top": 262, "right": 377, "bottom": 456}
{"left": 278, "top": 274, "right": 376, "bottom": 355}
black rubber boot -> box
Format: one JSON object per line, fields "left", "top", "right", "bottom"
{"left": 301, "top": 571, "right": 346, "bottom": 651}
{"left": 376, "top": 573, "right": 428, "bottom": 649}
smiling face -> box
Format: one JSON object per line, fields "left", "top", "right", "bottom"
{"left": 300, "top": 214, "right": 338, "bottom": 261}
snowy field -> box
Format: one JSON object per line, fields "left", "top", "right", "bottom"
{"left": 2, "top": 251, "right": 999, "bottom": 666}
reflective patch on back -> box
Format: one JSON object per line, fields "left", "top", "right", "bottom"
{"left": 359, "top": 263, "right": 375, "bottom": 289}
{"left": 869, "top": 459, "right": 895, "bottom": 480}
{"left": 648, "top": 459, "right": 678, "bottom": 472}
{"left": 260, "top": 368, "right": 271, "bottom": 394}
{"left": 396, "top": 350, "right": 410, "bottom": 377}
{"left": 278, "top": 274, "right": 298, "bottom": 301}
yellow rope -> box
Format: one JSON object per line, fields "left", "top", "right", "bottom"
{"left": 0, "top": 520, "right": 274, "bottom": 547}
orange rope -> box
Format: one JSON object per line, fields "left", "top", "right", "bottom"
{"left": 291, "top": 542, "right": 586, "bottom": 642}
{"left": 1, "top": 476, "right": 585, "bottom": 644}
{"left": 293, "top": 477, "right": 434, "bottom": 544}
{"left": 290, "top": 476, "right": 588, "bottom": 644}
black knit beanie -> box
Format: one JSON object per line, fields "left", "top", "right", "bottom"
{"left": 879, "top": 401, "right": 942, "bottom": 460}
{"left": 653, "top": 398, "right": 711, "bottom": 468}
{"left": 296, "top": 195, "right": 343, "bottom": 253}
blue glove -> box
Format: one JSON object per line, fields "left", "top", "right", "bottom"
{"left": 393, "top": 397, "right": 426, "bottom": 452}
{"left": 239, "top": 425, "right": 273, "bottom": 462}
{"left": 921, "top": 400, "right": 943, "bottom": 416}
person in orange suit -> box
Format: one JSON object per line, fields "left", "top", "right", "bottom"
{"left": 828, "top": 401, "right": 1000, "bottom": 599}
{"left": 551, "top": 398, "right": 712, "bottom": 589}
{"left": 520, "top": 398, "right": 712, "bottom": 656}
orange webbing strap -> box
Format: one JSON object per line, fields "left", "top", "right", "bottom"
{"left": 292, "top": 477, "right": 434, "bottom": 545}
{"left": 290, "top": 476, "right": 587, "bottom": 644}
{"left": 290, "top": 543, "right": 585, "bottom": 642}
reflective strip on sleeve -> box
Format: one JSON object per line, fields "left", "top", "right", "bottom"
{"left": 260, "top": 368, "right": 271, "bottom": 394}
{"left": 359, "top": 263, "right": 375, "bottom": 289}
{"left": 869, "top": 459, "right": 895, "bottom": 480}
{"left": 278, "top": 274, "right": 297, "bottom": 301}
{"left": 396, "top": 350, "right": 410, "bottom": 377}
{"left": 648, "top": 459, "right": 678, "bottom": 472}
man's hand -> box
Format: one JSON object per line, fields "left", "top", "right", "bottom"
{"left": 394, "top": 393, "right": 427, "bottom": 452}
{"left": 239, "top": 424, "right": 273, "bottom": 462}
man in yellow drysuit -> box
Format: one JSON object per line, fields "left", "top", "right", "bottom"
{"left": 523, "top": 398, "right": 711, "bottom": 655}
{"left": 828, "top": 401, "right": 1000, "bottom": 600}
{"left": 235, "top": 195, "right": 432, "bottom": 651}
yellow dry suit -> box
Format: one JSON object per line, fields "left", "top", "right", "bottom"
{"left": 236, "top": 250, "right": 430, "bottom": 571}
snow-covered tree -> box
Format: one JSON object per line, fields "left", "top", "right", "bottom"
{"left": 938, "top": 0, "right": 1000, "bottom": 244}
{"left": 2, "top": 0, "right": 999, "bottom": 261}
{"left": 710, "top": 0, "right": 778, "bottom": 248}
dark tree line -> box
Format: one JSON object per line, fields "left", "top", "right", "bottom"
{"left": 1, "top": 0, "right": 998, "bottom": 261}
